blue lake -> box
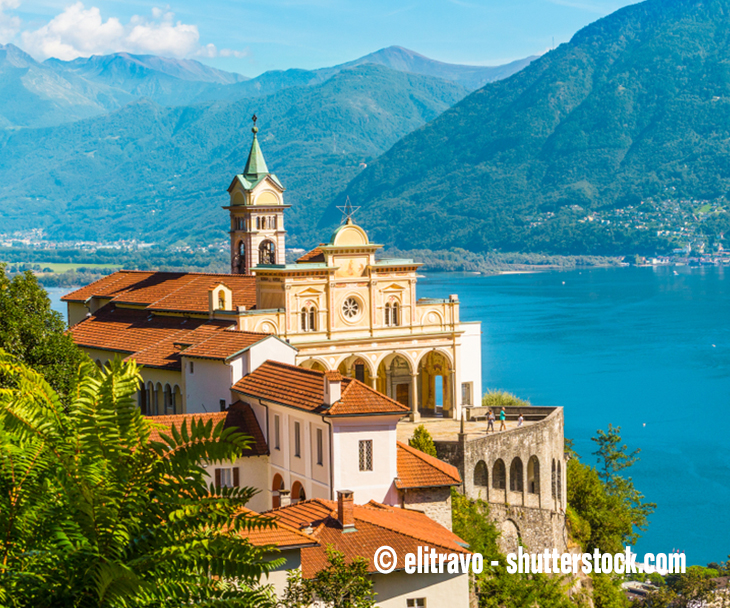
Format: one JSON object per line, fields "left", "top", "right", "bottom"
{"left": 48, "top": 266, "right": 730, "bottom": 565}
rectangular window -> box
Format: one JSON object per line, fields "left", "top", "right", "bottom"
{"left": 461, "top": 382, "right": 473, "bottom": 406}
{"left": 294, "top": 421, "right": 301, "bottom": 458}
{"left": 359, "top": 439, "right": 373, "bottom": 471}
{"left": 219, "top": 399, "right": 226, "bottom": 412}
{"left": 407, "top": 600, "right": 426, "bottom": 607}
{"left": 274, "top": 415, "right": 280, "bottom": 450}
{"left": 355, "top": 363, "right": 365, "bottom": 383}
{"left": 316, "top": 428, "right": 323, "bottom": 466}
{"left": 190, "top": 361, "right": 194, "bottom": 373}
{"left": 214, "top": 467, "right": 239, "bottom": 488}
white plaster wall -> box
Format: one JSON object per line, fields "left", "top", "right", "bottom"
{"left": 372, "top": 570, "right": 469, "bottom": 608}
{"left": 261, "top": 552, "right": 301, "bottom": 599}
{"left": 331, "top": 418, "right": 399, "bottom": 505}
{"left": 202, "top": 455, "right": 270, "bottom": 512}
{"left": 460, "top": 321, "right": 482, "bottom": 406}
{"left": 248, "top": 337, "right": 297, "bottom": 374}
{"left": 183, "top": 357, "right": 232, "bottom": 414}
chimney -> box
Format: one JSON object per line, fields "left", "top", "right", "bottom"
{"left": 323, "top": 371, "right": 342, "bottom": 406}
{"left": 337, "top": 489, "right": 355, "bottom": 531}
{"left": 279, "top": 489, "right": 291, "bottom": 508}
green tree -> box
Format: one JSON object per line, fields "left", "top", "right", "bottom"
{"left": 481, "top": 390, "right": 530, "bottom": 408}
{"left": 408, "top": 424, "right": 437, "bottom": 457}
{"left": 278, "top": 546, "right": 377, "bottom": 608}
{"left": 0, "top": 265, "right": 85, "bottom": 401}
{"left": 0, "top": 352, "right": 279, "bottom": 607}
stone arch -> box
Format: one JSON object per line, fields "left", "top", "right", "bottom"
{"left": 338, "top": 354, "right": 375, "bottom": 387}
{"left": 291, "top": 480, "right": 306, "bottom": 504}
{"left": 492, "top": 459, "right": 506, "bottom": 490}
{"left": 173, "top": 385, "right": 182, "bottom": 415}
{"left": 509, "top": 457, "right": 524, "bottom": 492}
{"left": 417, "top": 349, "right": 454, "bottom": 417}
{"left": 255, "top": 320, "right": 278, "bottom": 334}
{"left": 423, "top": 309, "right": 444, "bottom": 327}
{"left": 375, "top": 352, "right": 413, "bottom": 405}
{"left": 155, "top": 383, "right": 163, "bottom": 416}
{"left": 474, "top": 460, "right": 488, "bottom": 499}
{"left": 95, "top": 358, "right": 103, "bottom": 369}
{"left": 271, "top": 473, "right": 284, "bottom": 509}
{"left": 300, "top": 358, "right": 328, "bottom": 372}
{"left": 255, "top": 190, "right": 279, "bottom": 206}
{"left": 498, "top": 519, "right": 521, "bottom": 555}
{"left": 527, "top": 456, "right": 540, "bottom": 494}
{"left": 259, "top": 239, "right": 275, "bottom": 265}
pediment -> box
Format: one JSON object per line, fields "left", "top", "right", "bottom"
{"left": 298, "top": 287, "right": 323, "bottom": 296}
{"left": 381, "top": 283, "right": 406, "bottom": 291}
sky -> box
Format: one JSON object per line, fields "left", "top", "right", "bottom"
{"left": 1, "top": 0, "right": 642, "bottom": 76}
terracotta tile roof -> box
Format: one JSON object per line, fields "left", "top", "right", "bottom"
{"left": 232, "top": 361, "right": 410, "bottom": 417}
{"left": 234, "top": 508, "right": 319, "bottom": 550}
{"left": 146, "top": 401, "right": 268, "bottom": 456}
{"left": 267, "top": 499, "right": 468, "bottom": 577}
{"left": 62, "top": 270, "right": 257, "bottom": 313}
{"left": 296, "top": 246, "right": 326, "bottom": 263}
{"left": 69, "top": 306, "right": 234, "bottom": 370}
{"left": 181, "top": 330, "right": 272, "bottom": 361}
{"left": 396, "top": 441, "right": 461, "bottom": 489}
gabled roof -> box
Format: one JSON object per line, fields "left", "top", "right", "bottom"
{"left": 62, "top": 270, "right": 257, "bottom": 313}
{"left": 267, "top": 498, "right": 468, "bottom": 577}
{"left": 181, "top": 330, "right": 277, "bottom": 361}
{"left": 146, "top": 401, "right": 268, "bottom": 456}
{"left": 396, "top": 441, "right": 461, "bottom": 489}
{"left": 232, "top": 361, "right": 410, "bottom": 417}
{"left": 296, "top": 246, "right": 326, "bottom": 264}
{"left": 234, "top": 507, "right": 319, "bottom": 550}
{"left": 68, "top": 306, "right": 234, "bottom": 370}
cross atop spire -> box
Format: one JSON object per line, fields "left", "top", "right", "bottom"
{"left": 244, "top": 114, "right": 268, "bottom": 177}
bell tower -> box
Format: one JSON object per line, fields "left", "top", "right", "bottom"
{"left": 226, "top": 115, "right": 288, "bottom": 275}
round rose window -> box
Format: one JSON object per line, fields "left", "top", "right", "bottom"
{"left": 342, "top": 297, "right": 360, "bottom": 319}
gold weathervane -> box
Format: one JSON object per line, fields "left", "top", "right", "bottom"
{"left": 336, "top": 197, "right": 361, "bottom": 225}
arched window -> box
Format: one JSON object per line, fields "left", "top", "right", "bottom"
{"left": 492, "top": 459, "right": 506, "bottom": 490}
{"left": 146, "top": 382, "right": 155, "bottom": 416}
{"left": 551, "top": 460, "right": 557, "bottom": 499}
{"left": 256, "top": 217, "right": 261, "bottom": 230}
{"left": 474, "top": 460, "right": 488, "bottom": 488}
{"left": 527, "top": 456, "right": 540, "bottom": 494}
{"left": 384, "top": 301, "right": 400, "bottom": 327}
{"left": 237, "top": 217, "right": 244, "bottom": 230}
{"left": 164, "top": 384, "right": 173, "bottom": 414}
{"left": 237, "top": 241, "right": 246, "bottom": 273}
{"left": 300, "top": 305, "right": 317, "bottom": 332}
{"left": 272, "top": 474, "right": 284, "bottom": 509}
{"left": 557, "top": 461, "right": 562, "bottom": 503}
{"left": 291, "top": 481, "right": 306, "bottom": 504}
{"left": 218, "top": 291, "right": 226, "bottom": 310}
{"left": 259, "top": 240, "right": 275, "bottom": 265}
{"left": 273, "top": 216, "right": 278, "bottom": 230}
{"left": 510, "top": 457, "right": 524, "bottom": 492}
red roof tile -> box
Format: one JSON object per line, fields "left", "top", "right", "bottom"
{"left": 146, "top": 401, "right": 268, "bottom": 456}
{"left": 232, "top": 361, "right": 410, "bottom": 417}
{"left": 69, "top": 306, "right": 234, "bottom": 370}
{"left": 181, "top": 330, "right": 272, "bottom": 361}
{"left": 296, "top": 246, "right": 326, "bottom": 263}
{"left": 268, "top": 499, "right": 468, "bottom": 576}
{"left": 62, "top": 270, "right": 257, "bottom": 313}
{"left": 234, "top": 508, "right": 319, "bottom": 549}
{"left": 396, "top": 441, "right": 461, "bottom": 489}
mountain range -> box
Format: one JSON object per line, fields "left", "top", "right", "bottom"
{"left": 334, "top": 0, "right": 730, "bottom": 254}
{"left": 0, "top": 63, "right": 468, "bottom": 245}
{"left": 0, "top": 43, "right": 534, "bottom": 128}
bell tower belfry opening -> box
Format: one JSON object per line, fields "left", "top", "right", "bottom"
{"left": 226, "top": 115, "right": 289, "bottom": 274}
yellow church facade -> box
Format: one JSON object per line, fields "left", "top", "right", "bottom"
{"left": 225, "top": 123, "right": 482, "bottom": 421}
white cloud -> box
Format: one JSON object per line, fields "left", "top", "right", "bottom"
{"left": 0, "top": 0, "right": 21, "bottom": 43}
{"left": 21, "top": 3, "right": 214, "bottom": 60}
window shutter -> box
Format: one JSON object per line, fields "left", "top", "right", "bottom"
{"left": 233, "top": 467, "right": 240, "bottom": 487}
{"left": 215, "top": 468, "right": 221, "bottom": 488}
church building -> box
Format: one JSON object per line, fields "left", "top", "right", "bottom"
{"left": 63, "top": 120, "right": 482, "bottom": 423}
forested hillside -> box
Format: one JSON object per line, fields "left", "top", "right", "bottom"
{"left": 333, "top": 0, "right": 730, "bottom": 255}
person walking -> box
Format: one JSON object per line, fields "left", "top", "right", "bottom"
{"left": 517, "top": 413, "right": 524, "bottom": 427}
{"left": 486, "top": 409, "right": 495, "bottom": 433}
{"left": 499, "top": 407, "right": 506, "bottom": 431}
